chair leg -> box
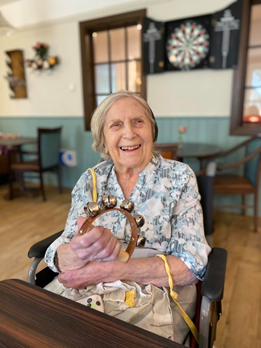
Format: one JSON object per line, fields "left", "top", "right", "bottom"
{"left": 8, "top": 170, "right": 14, "bottom": 200}
{"left": 242, "top": 194, "right": 245, "bottom": 216}
{"left": 39, "top": 172, "right": 46, "bottom": 202}
{"left": 57, "top": 166, "right": 62, "bottom": 194}
{"left": 254, "top": 192, "right": 258, "bottom": 233}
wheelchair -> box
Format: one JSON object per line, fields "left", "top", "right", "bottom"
{"left": 27, "top": 232, "right": 226, "bottom": 348}
{"left": 27, "top": 162, "right": 227, "bottom": 348}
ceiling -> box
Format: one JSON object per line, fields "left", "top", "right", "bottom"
{"left": 0, "top": 0, "right": 141, "bottom": 28}
{"left": 0, "top": 0, "right": 19, "bottom": 5}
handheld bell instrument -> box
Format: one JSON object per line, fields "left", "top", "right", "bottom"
{"left": 81, "top": 195, "right": 146, "bottom": 262}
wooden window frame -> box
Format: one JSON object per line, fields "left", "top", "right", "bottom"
{"left": 230, "top": 0, "right": 261, "bottom": 135}
{"left": 79, "top": 9, "right": 147, "bottom": 131}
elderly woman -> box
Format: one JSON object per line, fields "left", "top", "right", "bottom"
{"left": 44, "top": 90, "right": 211, "bottom": 345}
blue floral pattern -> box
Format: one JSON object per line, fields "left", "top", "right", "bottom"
{"left": 45, "top": 155, "right": 211, "bottom": 279}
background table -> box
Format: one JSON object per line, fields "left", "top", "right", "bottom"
{"left": 0, "top": 136, "right": 36, "bottom": 147}
{"left": 0, "top": 137, "right": 37, "bottom": 199}
{"left": 0, "top": 279, "right": 183, "bottom": 348}
{"left": 155, "top": 142, "right": 222, "bottom": 169}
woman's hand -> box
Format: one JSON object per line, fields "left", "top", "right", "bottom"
{"left": 70, "top": 216, "right": 122, "bottom": 263}
{"left": 55, "top": 217, "right": 121, "bottom": 273}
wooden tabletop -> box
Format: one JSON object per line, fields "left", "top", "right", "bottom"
{"left": 0, "top": 279, "right": 183, "bottom": 348}
{"left": 155, "top": 142, "right": 222, "bottom": 159}
{"left": 0, "top": 137, "right": 36, "bottom": 147}
{"left": 177, "top": 143, "right": 222, "bottom": 159}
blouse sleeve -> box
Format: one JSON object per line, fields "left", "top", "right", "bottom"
{"left": 44, "top": 170, "right": 93, "bottom": 273}
{"left": 166, "top": 166, "right": 211, "bottom": 280}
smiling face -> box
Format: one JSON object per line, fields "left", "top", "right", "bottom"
{"left": 103, "top": 97, "right": 154, "bottom": 175}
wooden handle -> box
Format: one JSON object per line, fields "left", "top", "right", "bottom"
{"left": 117, "top": 249, "right": 130, "bottom": 262}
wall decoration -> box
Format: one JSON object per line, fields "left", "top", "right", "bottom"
{"left": 5, "top": 50, "right": 27, "bottom": 99}
{"left": 26, "top": 42, "right": 59, "bottom": 71}
{"left": 143, "top": 17, "right": 165, "bottom": 74}
{"left": 165, "top": 15, "right": 211, "bottom": 72}
{"left": 209, "top": 0, "right": 242, "bottom": 69}
{"left": 142, "top": 0, "right": 242, "bottom": 74}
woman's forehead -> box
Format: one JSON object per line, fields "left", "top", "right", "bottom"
{"left": 106, "top": 97, "right": 147, "bottom": 119}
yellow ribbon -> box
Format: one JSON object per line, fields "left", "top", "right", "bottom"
{"left": 87, "top": 168, "right": 97, "bottom": 202}
{"left": 156, "top": 254, "right": 199, "bottom": 344}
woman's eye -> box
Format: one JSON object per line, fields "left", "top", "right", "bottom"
{"left": 134, "top": 119, "right": 144, "bottom": 125}
{"left": 111, "top": 123, "right": 121, "bottom": 128}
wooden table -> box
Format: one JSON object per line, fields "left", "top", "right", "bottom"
{"left": 0, "top": 279, "right": 183, "bottom": 348}
{"left": 155, "top": 142, "right": 222, "bottom": 169}
{"left": 0, "top": 137, "right": 37, "bottom": 199}
{"left": 0, "top": 136, "right": 36, "bottom": 147}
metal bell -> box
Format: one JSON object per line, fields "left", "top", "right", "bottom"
{"left": 84, "top": 202, "right": 101, "bottom": 217}
{"left": 120, "top": 199, "right": 134, "bottom": 213}
{"left": 137, "top": 235, "right": 146, "bottom": 247}
{"left": 102, "top": 195, "right": 117, "bottom": 209}
{"left": 133, "top": 214, "right": 145, "bottom": 228}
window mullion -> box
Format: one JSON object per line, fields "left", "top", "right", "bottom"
{"left": 125, "top": 26, "right": 128, "bottom": 91}
{"left": 108, "top": 30, "right": 112, "bottom": 94}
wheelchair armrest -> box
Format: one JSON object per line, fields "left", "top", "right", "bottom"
{"left": 201, "top": 247, "right": 227, "bottom": 302}
{"left": 28, "top": 230, "right": 63, "bottom": 259}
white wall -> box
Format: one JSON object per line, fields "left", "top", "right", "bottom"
{"left": 0, "top": 0, "right": 236, "bottom": 118}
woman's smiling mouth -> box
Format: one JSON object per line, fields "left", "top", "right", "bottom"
{"left": 120, "top": 145, "right": 141, "bottom": 151}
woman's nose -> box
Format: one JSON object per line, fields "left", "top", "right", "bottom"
{"left": 123, "top": 123, "right": 136, "bottom": 138}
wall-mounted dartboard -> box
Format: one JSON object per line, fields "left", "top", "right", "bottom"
{"left": 165, "top": 15, "right": 211, "bottom": 71}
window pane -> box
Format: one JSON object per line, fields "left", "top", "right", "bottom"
{"left": 96, "top": 95, "right": 108, "bottom": 105}
{"left": 110, "top": 28, "right": 125, "bottom": 61}
{"left": 243, "top": 88, "right": 261, "bottom": 123}
{"left": 127, "top": 25, "right": 141, "bottom": 60}
{"left": 128, "top": 60, "right": 142, "bottom": 93}
{"left": 249, "top": 4, "right": 261, "bottom": 46}
{"left": 95, "top": 64, "right": 110, "bottom": 94}
{"left": 111, "top": 63, "right": 126, "bottom": 92}
{"left": 245, "top": 48, "right": 261, "bottom": 87}
{"left": 93, "top": 31, "right": 109, "bottom": 63}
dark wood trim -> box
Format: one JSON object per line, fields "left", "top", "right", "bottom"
{"left": 79, "top": 9, "right": 147, "bottom": 131}
{"left": 230, "top": 0, "right": 261, "bottom": 135}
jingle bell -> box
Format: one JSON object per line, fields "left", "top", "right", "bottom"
{"left": 102, "top": 195, "right": 117, "bottom": 208}
{"left": 84, "top": 202, "right": 101, "bottom": 217}
{"left": 120, "top": 199, "right": 134, "bottom": 213}
{"left": 133, "top": 214, "right": 145, "bottom": 228}
{"left": 137, "top": 235, "right": 146, "bottom": 247}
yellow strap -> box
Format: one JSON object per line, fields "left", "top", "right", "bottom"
{"left": 87, "top": 168, "right": 97, "bottom": 202}
{"left": 156, "top": 254, "right": 199, "bottom": 344}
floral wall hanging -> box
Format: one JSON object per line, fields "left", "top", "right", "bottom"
{"left": 26, "top": 42, "right": 59, "bottom": 71}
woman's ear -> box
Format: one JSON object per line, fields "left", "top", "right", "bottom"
{"left": 103, "top": 143, "right": 109, "bottom": 154}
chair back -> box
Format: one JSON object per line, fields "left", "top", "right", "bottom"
{"left": 197, "top": 162, "right": 217, "bottom": 236}
{"left": 38, "top": 128, "right": 62, "bottom": 170}
{"left": 244, "top": 137, "right": 261, "bottom": 186}
{"left": 154, "top": 143, "right": 178, "bottom": 160}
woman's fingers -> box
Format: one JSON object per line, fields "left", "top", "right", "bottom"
{"left": 76, "top": 216, "right": 87, "bottom": 230}
{"left": 99, "top": 240, "right": 122, "bottom": 262}
{"left": 70, "top": 226, "right": 121, "bottom": 262}
{"left": 93, "top": 233, "right": 121, "bottom": 261}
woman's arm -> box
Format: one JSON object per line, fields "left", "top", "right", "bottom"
{"left": 58, "top": 255, "right": 198, "bottom": 289}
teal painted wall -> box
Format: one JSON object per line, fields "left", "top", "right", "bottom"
{"left": 0, "top": 116, "right": 260, "bottom": 216}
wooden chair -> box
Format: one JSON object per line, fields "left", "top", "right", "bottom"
{"left": 8, "top": 127, "right": 62, "bottom": 201}
{"left": 211, "top": 136, "right": 261, "bottom": 232}
{"left": 154, "top": 143, "right": 178, "bottom": 160}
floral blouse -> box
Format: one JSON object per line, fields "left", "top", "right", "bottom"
{"left": 45, "top": 155, "right": 211, "bottom": 279}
